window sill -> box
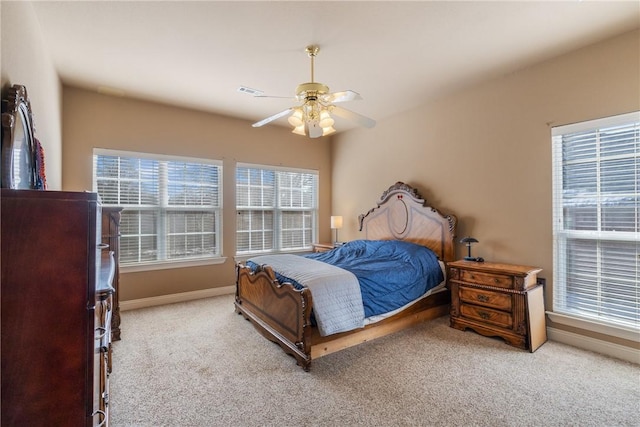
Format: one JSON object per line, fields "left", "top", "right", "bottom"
{"left": 121, "top": 257, "right": 227, "bottom": 273}
{"left": 234, "top": 249, "right": 312, "bottom": 264}
{"left": 546, "top": 311, "right": 640, "bottom": 343}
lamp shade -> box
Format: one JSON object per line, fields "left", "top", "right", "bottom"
{"left": 330, "top": 215, "right": 343, "bottom": 229}
{"left": 288, "top": 109, "right": 304, "bottom": 127}
{"left": 292, "top": 124, "right": 305, "bottom": 135}
{"left": 322, "top": 126, "right": 336, "bottom": 136}
{"left": 319, "top": 110, "right": 335, "bottom": 128}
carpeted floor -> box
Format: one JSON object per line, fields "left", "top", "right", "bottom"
{"left": 109, "top": 295, "right": 640, "bottom": 426}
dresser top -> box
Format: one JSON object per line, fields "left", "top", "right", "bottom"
{"left": 1, "top": 188, "right": 98, "bottom": 201}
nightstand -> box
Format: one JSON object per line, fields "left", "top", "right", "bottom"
{"left": 312, "top": 243, "right": 335, "bottom": 253}
{"left": 448, "top": 260, "right": 547, "bottom": 352}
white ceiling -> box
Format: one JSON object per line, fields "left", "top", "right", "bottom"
{"left": 31, "top": 1, "right": 639, "bottom": 132}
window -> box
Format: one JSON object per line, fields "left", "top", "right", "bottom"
{"left": 236, "top": 164, "right": 317, "bottom": 254}
{"left": 552, "top": 112, "right": 639, "bottom": 332}
{"left": 93, "top": 149, "right": 222, "bottom": 267}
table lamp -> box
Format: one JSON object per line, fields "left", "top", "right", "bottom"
{"left": 460, "top": 236, "right": 480, "bottom": 261}
{"left": 330, "top": 215, "right": 343, "bottom": 244}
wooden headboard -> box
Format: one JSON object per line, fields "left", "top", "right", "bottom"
{"left": 358, "top": 182, "right": 457, "bottom": 262}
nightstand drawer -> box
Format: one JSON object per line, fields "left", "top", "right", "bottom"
{"left": 459, "top": 287, "right": 512, "bottom": 311}
{"left": 459, "top": 269, "right": 512, "bottom": 289}
{"left": 460, "top": 303, "right": 512, "bottom": 329}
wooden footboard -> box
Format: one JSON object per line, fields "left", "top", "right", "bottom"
{"left": 235, "top": 263, "right": 314, "bottom": 370}
{"left": 235, "top": 262, "right": 450, "bottom": 371}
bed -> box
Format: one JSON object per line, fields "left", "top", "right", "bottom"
{"left": 234, "top": 182, "right": 457, "bottom": 370}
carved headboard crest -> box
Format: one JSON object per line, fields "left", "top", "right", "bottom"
{"left": 377, "top": 181, "right": 424, "bottom": 205}
{"left": 357, "top": 181, "right": 457, "bottom": 262}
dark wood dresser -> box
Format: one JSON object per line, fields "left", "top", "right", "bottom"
{"left": 1, "top": 189, "right": 114, "bottom": 426}
{"left": 448, "top": 260, "right": 547, "bottom": 352}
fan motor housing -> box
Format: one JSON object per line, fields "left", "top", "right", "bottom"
{"left": 296, "top": 82, "right": 329, "bottom": 98}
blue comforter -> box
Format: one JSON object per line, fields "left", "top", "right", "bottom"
{"left": 304, "top": 240, "right": 443, "bottom": 317}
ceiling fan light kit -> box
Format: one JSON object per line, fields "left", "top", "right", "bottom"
{"left": 243, "top": 45, "right": 375, "bottom": 138}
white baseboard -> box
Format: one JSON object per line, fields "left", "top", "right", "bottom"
{"left": 120, "top": 286, "right": 235, "bottom": 311}
{"left": 547, "top": 327, "right": 640, "bottom": 365}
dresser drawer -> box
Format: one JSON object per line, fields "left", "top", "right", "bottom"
{"left": 459, "top": 269, "right": 512, "bottom": 289}
{"left": 460, "top": 303, "right": 513, "bottom": 329}
{"left": 459, "top": 286, "right": 512, "bottom": 311}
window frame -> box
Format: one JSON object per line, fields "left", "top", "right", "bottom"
{"left": 235, "top": 162, "right": 318, "bottom": 256}
{"left": 550, "top": 111, "right": 639, "bottom": 341}
{"left": 93, "top": 148, "right": 225, "bottom": 272}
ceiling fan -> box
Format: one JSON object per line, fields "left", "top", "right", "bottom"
{"left": 239, "top": 45, "right": 376, "bottom": 138}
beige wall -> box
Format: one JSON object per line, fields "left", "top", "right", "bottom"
{"left": 62, "top": 87, "right": 333, "bottom": 300}
{"left": 332, "top": 29, "right": 639, "bottom": 348}
{"left": 1, "top": 1, "right": 62, "bottom": 189}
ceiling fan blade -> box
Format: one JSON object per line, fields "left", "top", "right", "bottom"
{"left": 238, "top": 86, "right": 293, "bottom": 100}
{"left": 330, "top": 106, "right": 376, "bottom": 128}
{"left": 252, "top": 108, "right": 293, "bottom": 128}
{"left": 254, "top": 95, "right": 295, "bottom": 99}
{"left": 323, "top": 90, "right": 363, "bottom": 103}
{"left": 237, "top": 86, "right": 264, "bottom": 96}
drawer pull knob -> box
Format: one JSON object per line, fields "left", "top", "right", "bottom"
{"left": 494, "top": 278, "right": 499, "bottom": 283}
{"left": 479, "top": 311, "right": 490, "bottom": 320}
{"left": 92, "top": 410, "right": 107, "bottom": 427}
{"left": 477, "top": 295, "right": 489, "bottom": 302}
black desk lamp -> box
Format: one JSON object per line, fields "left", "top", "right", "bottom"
{"left": 460, "top": 237, "right": 480, "bottom": 261}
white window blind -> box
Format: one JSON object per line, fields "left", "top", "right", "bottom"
{"left": 552, "top": 112, "right": 639, "bottom": 330}
{"left": 236, "top": 164, "right": 317, "bottom": 254}
{"left": 93, "top": 149, "right": 222, "bottom": 266}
